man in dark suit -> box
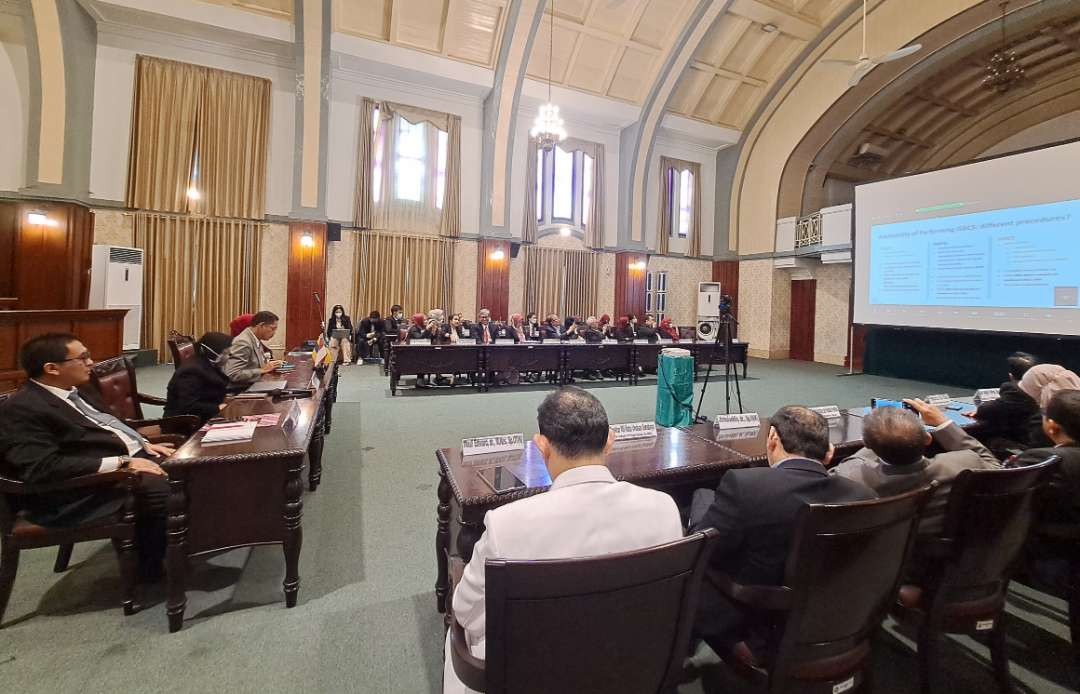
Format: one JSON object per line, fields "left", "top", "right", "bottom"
{"left": 472, "top": 308, "right": 499, "bottom": 344}
{"left": 689, "top": 406, "right": 876, "bottom": 663}
{"left": 968, "top": 351, "right": 1044, "bottom": 453}
{"left": 0, "top": 333, "right": 173, "bottom": 577}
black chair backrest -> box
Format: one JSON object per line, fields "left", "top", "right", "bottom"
{"left": 87, "top": 356, "right": 142, "bottom": 421}
{"left": 167, "top": 332, "right": 196, "bottom": 369}
{"left": 775, "top": 485, "right": 935, "bottom": 678}
{"left": 938, "top": 455, "right": 1060, "bottom": 601}
{"left": 483, "top": 529, "right": 717, "bottom": 694}
{"left": 0, "top": 391, "right": 19, "bottom": 528}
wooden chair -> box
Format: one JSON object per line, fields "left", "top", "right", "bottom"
{"left": 86, "top": 356, "right": 199, "bottom": 438}
{"left": 448, "top": 529, "right": 719, "bottom": 693}
{"left": 166, "top": 331, "right": 196, "bottom": 370}
{"left": 890, "top": 455, "right": 1061, "bottom": 693}
{"left": 706, "top": 484, "right": 935, "bottom": 694}
{"left": 0, "top": 466, "right": 142, "bottom": 626}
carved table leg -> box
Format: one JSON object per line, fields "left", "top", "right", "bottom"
{"left": 308, "top": 413, "right": 325, "bottom": 492}
{"left": 114, "top": 489, "right": 139, "bottom": 616}
{"left": 166, "top": 478, "right": 189, "bottom": 633}
{"left": 435, "top": 469, "right": 451, "bottom": 613}
{"left": 456, "top": 517, "right": 485, "bottom": 564}
{"left": 283, "top": 456, "right": 304, "bottom": 608}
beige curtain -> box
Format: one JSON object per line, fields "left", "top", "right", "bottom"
{"left": 192, "top": 69, "right": 271, "bottom": 219}
{"left": 522, "top": 136, "right": 539, "bottom": 244}
{"left": 352, "top": 231, "right": 454, "bottom": 319}
{"left": 439, "top": 115, "right": 462, "bottom": 238}
{"left": 585, "top": 144, "right": 604, "bottom": 250}
{"left": 126, "top": 56, "right": 204, "bottom": 213}
{"left": 354, "top": 98, "right": 377, "bottom": 229}
{"left": 134, "top": 213, "right": 262, "bottom": 361}
{"left": 658, "top": 156, "right": 701, "bottom": 257}
{"left": 522, "top": 246, "right": 598, "bottom": 319}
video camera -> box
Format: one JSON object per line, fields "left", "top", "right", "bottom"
{"left": 718, "top": 294, "right": 734, "bottom": 316}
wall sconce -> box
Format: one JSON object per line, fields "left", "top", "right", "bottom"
{"left": 489, "top": 248, "right": 506, "bottom": 261}
{"left": 186, "top": 187, "right": 201, "bottom": 200}
{"left": 27, "top": 212, "right": 59, "bottom": 227}
{"left": 629, "top": 260, "right": 647, "bottom": 271}
{"left": 300, "top": 232, "right": 315, "bottom": 248}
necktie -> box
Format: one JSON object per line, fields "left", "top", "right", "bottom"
{"left": 482, "top": 325, "right": 490, "bottom": 344}
{"left": 68, "top": 390, "right": 145, "bottom": 447}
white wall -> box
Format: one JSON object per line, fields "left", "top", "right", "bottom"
{"left": 645, "top": 136, "right": 718, "bottom": 257}
{"left": 980, "top": 110, "right": 1080, "bottom": 158}
{"left": 89, "top": 27, "right": 296, "bottom": 215}
{"left": 0, "top": 13, "right": 29, "bottom": 193}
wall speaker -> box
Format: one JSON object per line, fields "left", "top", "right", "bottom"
{"left": 510, "top": 242, "right": 521, "bottom": 259}
{"left": 327, "top": 222, "right": 342, "bottom": 242}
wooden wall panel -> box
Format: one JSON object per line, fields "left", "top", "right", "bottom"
{"left": 712, "top": 260, "right": 739, "bottom": 320}
{"left": 476, "top": 239, "right": 510, "bottom": 321}
{"left": 848, "top": 323, "right": 866, "bottom": 371}
{"left": 286, "top": 222, "right": 327, "bottom": 349}
{"left": 614, "top": 252, "right": 647, "bottom": 320}
{"left": 789, "top": 279, "right": 816, "bottom": 361}
{"left": 0, "top": 200, "right": 93, "bottom": 310}
{"left": 0, "top": 309, "right": 126, "bottom": 391}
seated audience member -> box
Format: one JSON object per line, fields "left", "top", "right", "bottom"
{"left": 581, "top": 316, "right": 604, "bottom": 343}
{"left": 384, "top": 305, "right": 405, "bottom": 336}
{"left": 614, "top": 316, "right": 635, "bottom": 342}
{"left": 831, "top": 398, "right": 1000, "bottom": 534}
{"left": 473, "top": 309, "right": 498, "bottom": 344}
{"left": 223, "top": 311, "right": 284, "bottom": 386}
{"left": 562, "top": 316, "right": 581, "bottom": 340}
{"left": 165, "top": 332, "right": 233, "bottom": 424}
{"left": 523, "top": 313, "right": 542, "bottom": 341}
{"left": 506, "top": 313, "right": 526, "bottom": 343}
{"left": 357, "top": 310, "right": 385, "bottom": 361}
{"left": 325, "top": 305, "right": 354, "bottom": 365}
{"left": 599, "top": 314, "right": 614, "bottom": 339}
{"left": 0, "top": 334, "right": 174, "bottom": 578}
{"left": 658, "top": 317, "right": 680, "bottom": 342}
{"left": 406, "top": 313, "right": 428, "bottom": 342}
{"left": 1018, "top": 365, "right": 1080, "bottom": 447}
{"left": 541, "top": 314, "right": 564, "bottom": 340}
{"left": 229, "top": 313, "right": 254, "bottom": 338}
{"left": 637, "top": 315, "right": 659, "bottom": 342}
{"left": 424, "top": 318, "right": 449, "bottom": 344}
{"left": 444, "top": 387, "right": 684, "bottom": 694}
{"left": 689, "top": 406, "right": 875, "bottom": 663}
{"left": 970, "top": 351, "right": 1039, "bottom": 449}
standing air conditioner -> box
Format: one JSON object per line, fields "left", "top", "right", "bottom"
{"left": 89, "top": 245, "right": 143, "bottom": 350}
{"left": 697, "top": 282, "right": 721, "bottom": 318}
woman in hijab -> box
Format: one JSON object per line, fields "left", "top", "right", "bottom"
{"left": 599, "top": 314, "right": 613, "bottom": 339}
{"left": 507, "top": 314, "right": 526, "bottom": 343}
{"left": 325, "top": 304, "right": 354, "bottom": 364}
{"left": 658, "top": 318, "right": 680, "bottom": 342}
{"left": 614, "top": 316, "right": 635, "bottom": 342}
{"left": 406, "top": 313, "right": 428, "bottom": 342}
{"left": 165, "top": 332, "right": 234, "bottom": 424}
{"left": 1019, "top": 365, "right": 1080, "bottom": 447}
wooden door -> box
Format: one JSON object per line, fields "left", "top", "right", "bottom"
{"left": 789, "top": 279, "right": 816, "bottom": 361}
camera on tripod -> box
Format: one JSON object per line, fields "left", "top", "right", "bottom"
{"left": 718, "top": 294, "right": 733, "bottom": 317}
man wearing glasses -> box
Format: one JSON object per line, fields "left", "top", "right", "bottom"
{"left": 0, "top": 333, "right": 173, "bottom": 580}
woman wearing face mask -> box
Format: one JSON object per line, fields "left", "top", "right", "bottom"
{"left": 325, "top": 304, "right": 354, "bottom": 364}
{"left": 164, "top": 332, "right": 234, "bottom": 424}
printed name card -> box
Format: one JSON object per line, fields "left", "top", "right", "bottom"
{"left": 602, "top": 338, "right": 618, "bottom": 344}
{"left": 925, "top": 393, "right": 951, "bottom": 407}
{"left": 494, "top": 338, "right": 515, "bottom": 345}
{"left": 657, "top": 338, "right": 673, "bottom": 344}
{"left": 610, "top": 422, "right": 658, "bottom": 440}
{"left": 462, "top": 433, "right": 526, "bottom": 457}
{"left": 712, "top": 427, "right": 762, "bottom": 441}
{"left": 633, "top": 339, "right": 651, "bottom": 344}
{"left": 810, "top": 405, "right": 842, "bottom": 420}
{"left": 974, "top": 388, "right": 1000, "bottom": 405}
{"left": 714, "top": 412, "right": 761, "bottom": 430}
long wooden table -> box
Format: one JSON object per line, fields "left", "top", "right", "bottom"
{"left": 162, "top": 352, "right": 338, "bottom": 632}
{"left": 433, "top": 406, "right": 980, "bottom": 613}
{"left": 391, "top": 340, "right": 750, "bottom": 395}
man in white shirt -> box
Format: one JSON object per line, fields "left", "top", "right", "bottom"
{"left": 444, "top": 387, "right": 684, "bottom": 694}
{"left": 0, "top": 333, "right": 173, "bottom": 578}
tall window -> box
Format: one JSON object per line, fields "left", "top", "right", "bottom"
{"left": 645, "top": 271, "right": 668, "bottom": 321}
{"left": 669, "top": 169, "right": 694, "bottom": 238}
{"left": 536, "top": 144, "right": 595, "bottom": 231}
{"left": 374, "top": 113, "right": 449, "bottom": 212}
{"left": 395, "top": 118, "right": 427, "bottom": 203}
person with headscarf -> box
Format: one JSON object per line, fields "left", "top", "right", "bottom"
{"left": 165, "top": 332, "right": 234, "bottom": 424}
{"left": 581, "top": 316, "right": 604, "bottom": 343}
{"left": 614, "top": 316, "right": 635, "bottom": 342}
{"left": 1019, "top": 365, "right": 1080, "bottom": 448}
{"left": 599, "top": 314, "right": 614, "bottom": 339}
{"left": 658, "top": 318, "right": 680, "bottom": 342}
{"left": 406, "top": 313, "right": 428, "bottom": 343}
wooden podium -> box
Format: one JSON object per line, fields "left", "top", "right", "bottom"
{"left": 0, "top": 309, "right": 128, "bottom": 391}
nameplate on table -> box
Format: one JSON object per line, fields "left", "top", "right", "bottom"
{"left": 925, "top": 393, "right": 951, "bottom": 407}
{"left": 657, "top": 338, "right": 673, "bottom": 344}
{"left": 610, "top": 422, "right": 657, "bottom": 441}
{"left": 810, "top": 405, "right": 842, "bottom": 420}
{"left": 633, "top": 339, "right": 650, "bottom": 344}
{"left": 973, "top": 388, "right": 1000, "bottom": 405}
{"left": 462, "top": 433, "right": 526, "bottom": 457}
{"left": 714, "top": 412, "right": 761, "bottom": 430}
{"left": 494, "top": 338, "right": 515, "bottom": 345}
{"left": 461, "top": 328, "right": 471, "bottom": 338}
{"left": 602, "top": 338, "right": 618, "bottom": 345}
{"left": 712, "top": 427, "right": 762, "bottom": 441}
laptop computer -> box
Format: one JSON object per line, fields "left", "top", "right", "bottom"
{"left": 245, "top": 379, "right": 288, "bottom": 393}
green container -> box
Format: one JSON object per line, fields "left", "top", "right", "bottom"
{"left": 656, "top": 351, "right": 695, "bottom": 428}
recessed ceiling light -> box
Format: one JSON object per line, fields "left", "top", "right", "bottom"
{"left": 762, "top": 23, "right": 778, "bottom": 33}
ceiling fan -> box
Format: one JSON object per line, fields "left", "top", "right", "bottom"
{"left": 822, "top": 0, "right": 922, "bottom": 87}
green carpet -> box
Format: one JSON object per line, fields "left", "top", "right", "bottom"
{"left": 1, "top": 359, "right": 1076, "bottom": 693}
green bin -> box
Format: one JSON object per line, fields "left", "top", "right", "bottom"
{"left": 656, "top": 350, "right": 695, "bottom": 428}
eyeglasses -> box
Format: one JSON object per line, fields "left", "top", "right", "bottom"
{"left": 58, "top": 352, "right": 92, "bottom": 364}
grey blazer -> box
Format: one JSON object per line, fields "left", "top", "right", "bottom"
{"left": 831, "top": 421, "right": 1001, "bottom": 534}
{"left": 223, "top": 327, "right": 268, "bottom": 385}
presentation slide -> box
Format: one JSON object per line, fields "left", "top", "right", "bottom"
{"left": 854, "top": 140, "right": 1080, "bottom": 336}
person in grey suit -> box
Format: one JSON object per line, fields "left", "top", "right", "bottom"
{"left": 831, "top": 398, "right": 1001, "bottom": 535}
{"left": 223, "top": 310, "right": 284, "bottom": 386}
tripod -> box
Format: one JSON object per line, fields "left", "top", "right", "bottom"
{"left": 694, "top": 312, "right": 743, "bottom": 420}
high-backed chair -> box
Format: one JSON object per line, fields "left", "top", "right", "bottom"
{"left": 890, "top": 455, "right": 1061, "bottom": 693}
{"left": 166, "top": 331, "right": 196, "bottom": 370}
{"left": 86, "top": 356, "right": 199, "bottom": 438}
{"left": 448, "top": 529, "right": 719, "bottom": 694}
{"left": 705, "top": 485, "right": 935, "bottom": 694}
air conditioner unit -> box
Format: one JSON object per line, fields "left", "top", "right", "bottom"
{"left": 89, "top": 245, "right": 143, "bottom": 350}
{"left": 696, "top": 319, "right": 720, "bottom": 341}
{"left": 697, "top": 282, "right": 721, "bottom": 318}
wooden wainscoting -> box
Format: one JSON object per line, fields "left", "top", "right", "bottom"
{"left": 476, "top": 239, "right": 510, "bottom": 321}
{"left": 286, "top": 222, "right": 327, "bottom": 349}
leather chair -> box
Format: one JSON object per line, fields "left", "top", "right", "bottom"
{"left": 448, "top": 528, "right": 719, "bottom": 694}
{"left": 166, "top": 331, "right": 196, "bottom": 370}
{"left": 705, "top": 484, "right": 935, "bottom": 694}
{"left": 86, "top": 356, "right": 199, "bottom": 438}
{"left": 890, "top": 455, "right": 1061, "bottom": 693}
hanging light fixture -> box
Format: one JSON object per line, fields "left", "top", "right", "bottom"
{"left": 983, "top": 1, "right": 1025, "bottom": 93}
{"left": 530, "top": 0, "right": 566, "bottom": 152}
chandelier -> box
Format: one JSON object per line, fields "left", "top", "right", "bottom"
{"left": 982, "top": 1, "right": 1025, "bottom": 93}
{"left": 530, "top": 0, "right": 566, "bottom": 152}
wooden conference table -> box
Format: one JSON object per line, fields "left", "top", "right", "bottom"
{"left": 390, "top": 340, "right": 750, "bottom": 395}
{"left": 433, "top": 405, "right": 980, "bottom": 613}
{"left": 161, "top": 351, "right": 339, "bottom": 632}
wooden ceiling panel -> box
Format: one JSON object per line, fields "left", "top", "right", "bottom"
{"left": 589, "top": 0, "right": 647, "bottom": 37}
{"left": 695, "top": 15, "right": 751, "bottom": 67}
{"left": 445, "top": 0, "right": 504, "bottom": 66}
{"left": 630, "top": 0, "right": 692, "bottom": 50}
{"left": 720, "top": 23, "right": 773, "bottom": 74}
{"left": 607, "top": 47, "right": 657, "bottom": 102}
{"left": 694, "top": 74, "right": 740, "bottom": 122}
{"left": 554, "top": 0, "right": 590, "bottom": 24}
{"left": 566, "top": 35, "right": 620, "bottom": 93}
{"left": 393, "top": 0, "right": 449, "bottom": 52}
{"left": 202, "top": 0, "right": 293, "bottom": 20}
{"left": 747, "top": 33, "right": 801, "bottom": 81}
{"left": 668, "top": 65, "right": 713, "bottom": 114}
{"left": 717, "top": 81, "right": 762, "bottom": 128}
{"left": 526, "top": 21, "right": 579, "bottom": 83}
{"left": 334, "top": 0, "right": 391, "bottom": 40}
